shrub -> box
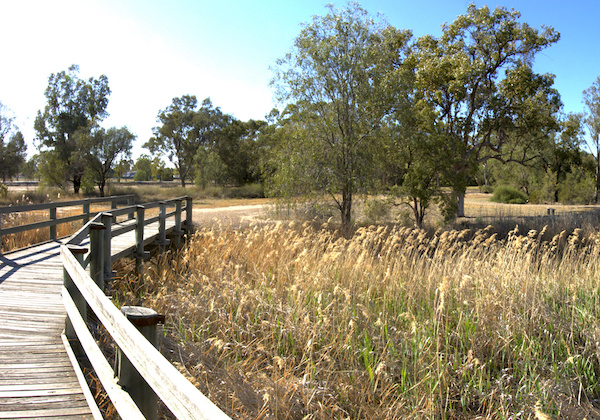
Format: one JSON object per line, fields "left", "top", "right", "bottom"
{"left": 558, "top": 168, "right": 595, "bottom": 205}
{"left": 491, "top": 185, "right": 528, "bottom": 204}
{"left": 134, "top": 170, "right": 150, "bottom": 182}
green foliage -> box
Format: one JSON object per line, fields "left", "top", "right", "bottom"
{"left": 0, "top": 103, "right": 27, "bottom": 181}
{"left": 35, "top": 64, "right": 110, "bottom": 193}
{"left": 558, "top": 167, "right": 595, "bottom": 204}
{"left": 270, "top": 3, "right": 412, "bottom": 232}
{"left": 80, "top": 169, "right": 97, "bottom": 195}
{"left": 413, "top": 5, "right": 561, "bottom": 217}
{"left": 160, "top": 167, "right": 174, "bottom": 182}
{"left": 145, "top": 96, "right": 225, "bottom": 187}
{"left": 80, "top": 126, "right": 135, "bottom": 196}
{"left": 134, "top": 169, "right": 150, "bottom": 182}
{"left": 38, "top": 150, "right": 68, "bottom": 189}
{"left": 134, "top": 155, "right": 153, "bottom": 178}
{"left": 194, "top": 148, "right": 227, "bottom": 188}
{"left": 583, "top": 77, "right": 600, "bottom": 203}
{"left": 491, "top": 185, "right": 528, "bottom": 204}
{"left": 0, "top": 183, "right": 7, "bottom": 198}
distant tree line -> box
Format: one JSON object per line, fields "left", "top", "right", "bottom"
{"left": 3, "top": 3, "right": 600, "bottom": 231}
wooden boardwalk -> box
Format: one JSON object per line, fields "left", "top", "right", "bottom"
{"left": 0, "top": 219, "right": 176, "bottom": 419}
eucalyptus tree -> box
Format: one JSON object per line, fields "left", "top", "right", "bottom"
{"left": 0, "top": 103, "right": 27, "bottom": 181}
{"left": 541, "top": 113, "right": 585, "bottom": 202}
{"left": 35, "top": 65, "right": 110, "bottom": 193}
{"left": 413, "top": 5, "right": 561, "bottom": 217}
{"left": 270, "top": 3, "right": 412, "bottom": 232}
{"left": 145, "top": 95, "right": 224, "bottom": 187}
{"left": 583, "top": 77, "right": 600, "bottom": 202}
{"left": 78, "top": 126, "right": 135, "bottom": 196}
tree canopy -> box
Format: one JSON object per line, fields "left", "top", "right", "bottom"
{"left": 270, "top": 3, "right": 412, "bottom": 232}
{"left": 145, "top": 96, "right": 225, "bottom": 187}
{"left": 79, "top": 126, "right": 135, "bottom": 196}
{"left": 35, "top": 64, "right": 111, "bottom": 193}
{"left": 412, "top": 5, "right": 561, "bottom": 216}
{"left": 0, "top": 103, "right": 27, "bottom": 182}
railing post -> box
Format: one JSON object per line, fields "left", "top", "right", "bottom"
{"left": 64, "top": 245, "right": 88, "bottom": 349}
{"left": 89, "top": 222, "right": 106, "bottom": 291}
{"left": 49, "top": 207, "right": 57, "bottom": 240}
{"left": 185, "top": 196, "right": 193, "bottom": 233}
{"left": 172, "top": 199, "right": 183, "bottom": 247}
{"left": 115, "top": 306, "right": 165, "bottom": 420}
{"left": 83, "top": 199, "right": 90, "bottom": 225}
{"left": 175, "top": 199, "right": 183, "bottom": 233}
{"left": 134, "top": 206, "right": 149, "bottom": 278}
{"left": 127, "top": 197, "right": 134, "bottom": 220}
{"left": 158, "top": 201, "right": 170, "bottom": 248}
{"left": 101, "top": 213, "right": 114, "bottom": 284}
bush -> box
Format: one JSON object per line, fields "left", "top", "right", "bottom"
{"left": 134, "top": 170, "right": 150, "bottom": 182}
{"left": 491, "top": 185, "right": 528, "bottom": 204}
{"left": 558, "top": 169, "right": 595, "bottom": 205}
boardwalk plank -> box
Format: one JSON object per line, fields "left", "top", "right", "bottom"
{"left": 0, "top": 219, "right": 177, "bottom": 418}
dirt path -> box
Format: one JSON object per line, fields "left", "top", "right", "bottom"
{"left": 192, "top": 204, "right": 271, "bottom": 227}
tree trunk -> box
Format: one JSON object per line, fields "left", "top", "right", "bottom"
{"left": 412, "top": 197, "right": 425, "bottom": 228}
{"left": 73, "top": 174, "right": 82, "bottom": 194}
{"left": 456, "top": 191, "right": 465, "bottom": 218}
{"left": 554, "top": 171, "right": 560, "bottom": 203}
{"left": 594, "top": 153, "right": 600, "bottom": 204}
{"left": 340, "top": 188, "right": 352, "bottom": 236}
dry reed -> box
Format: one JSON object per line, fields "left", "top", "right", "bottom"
{"left": 112, "top": 221, "right": 600, "bottom": 419}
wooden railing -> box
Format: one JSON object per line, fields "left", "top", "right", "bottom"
{"left": 59, "top": 196, "right": 230, "bottom": 419}
{"left": 0, "top": 194, "right": 136, "bottom": 250}
{"left": 0, "top": 194, "right": 224, "bottom": 419}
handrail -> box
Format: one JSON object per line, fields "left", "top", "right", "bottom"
{"left": 0, "top": 194, "right": 136, "bottom": 250}
{"left": 62, "top": 247, "right": 229, "bottom": 420}
{"left": 66, "top": 212, "right": 104, "bottom": 246}
{"left": 59, "top": 196, "right": 229, "bottom": 419}
{"left": 0, "top": 194, "right": 135, "bottom": 214}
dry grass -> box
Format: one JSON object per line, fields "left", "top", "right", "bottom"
{"left": 112, "top": 220, "right": 600, "bottom": 419}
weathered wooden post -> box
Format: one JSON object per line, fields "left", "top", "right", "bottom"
{"left": 127, "top": 197, "right": 134, "bottom": 220}
{"left": 83, "top": 199, "right": 91, "bottom": 224}
{"left": 49, "top": 207, "right": 57, "bottom": 240}
{"left": 101, "top": 213, "right": 114, "bottom": 283}
{"left": 158, "top": 201, "right": 170, "bottom": 249}
{"left": 115, "top": 306, "right": 165, "bottom": 420}
{"left": 64, "top": 245, "right": 88, "bottom": 348}
{"left": 134, "top": 206, "right": 149, "bottom": 278}
{"left": 185, "top": 196, "right": 193, "bottom": 233}
{"left": 172, "top": 199, "right": 184, "bottom": 247}
{"left": 89, "top": 222, "right": 106, "bottom": 291}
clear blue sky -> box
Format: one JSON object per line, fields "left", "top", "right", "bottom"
{"left": 1, "top": 0, "right": 598, "bottom": 159}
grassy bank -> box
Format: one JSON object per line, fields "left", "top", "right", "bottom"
{"left": 113, "top": 221, "right": 600, "bottom": 419}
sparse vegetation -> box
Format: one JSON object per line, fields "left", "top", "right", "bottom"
{"left": 112, "top": 219, "right": 600, "bottom": 419}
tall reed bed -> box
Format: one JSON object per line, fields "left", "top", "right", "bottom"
{"left": 114, "top": 222, "right": 600, "bottom": 419}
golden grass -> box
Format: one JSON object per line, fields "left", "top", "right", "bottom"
{"left": 112, "top": 221, "right": 600, "bottom": 419}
